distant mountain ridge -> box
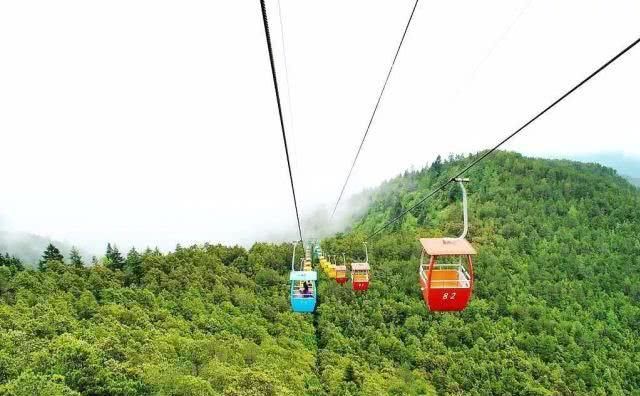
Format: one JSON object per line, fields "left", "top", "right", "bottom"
{"left": 0, "top": 230, "right": 76, "bottom": 267}
{"left": 546, "top": 151, "right": 640, "bottom": 184}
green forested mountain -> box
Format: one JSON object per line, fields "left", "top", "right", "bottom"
{"left": 550, "top": 151, "right": 640, "bottom": 188}
{"left": 558, "top": 151, "right": 640, "bottom": 181}
{"left": 319, "top": 151, "right": 640, "bottom": 395}
{"left": 0, "top": 244, "right": 320, "bottom": 395}
{"left": 0, "top": 151, "right": 639, "bottom": 395}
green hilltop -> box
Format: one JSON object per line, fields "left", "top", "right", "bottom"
{"left": 319, "top": 151, "right": 640, "bottom": 394}
{"left": 0, "top": 151, "right": 639, "bottom": 395}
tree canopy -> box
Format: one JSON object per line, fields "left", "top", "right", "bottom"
{"left": 0, "top": 151, "right": 638, "bottom": 394}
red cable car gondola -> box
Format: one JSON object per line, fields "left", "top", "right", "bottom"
{"left": 335, "top": 265, "right": 347, "bottom": 284}
{"left": 351, "top": 243, "right": 370, "bottom": 291}
{"left": 335, "top": 255, "right": 347, "bottom": 284}
{"left": 351, "top": 262, "right": 370, "bottom": 290}
{"left": 419, "top": 178, "right": 476, "bottom": 312}
{"left": 419, "top": 238, "right": 475, "bottom": 311}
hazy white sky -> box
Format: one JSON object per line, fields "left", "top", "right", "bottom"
{"left": 1, "top": 0, "right": 639, "bottom": 254}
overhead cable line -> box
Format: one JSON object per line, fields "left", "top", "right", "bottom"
{"left": 276, "top": 0, "right": 296, "bottom": 140}
{"left": 259, "top": 0, "right": 304, "bottom": 243}
{"left": 330, "top": 0, "right": 420, "bottom": 220}
{"left": 367, "top": 35, "right": 640, "bottom": 240}
{"left": 451, "top": 0, "right": 533, "bottom": 102}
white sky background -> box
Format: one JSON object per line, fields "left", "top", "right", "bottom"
{"left": 0, "top": 0, "right": 639, "bottom": 254}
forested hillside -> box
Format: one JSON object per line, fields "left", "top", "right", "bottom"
{"left": 0, "top": 244, "right": 320, "bottom": 395}
{"left": 319, "top": 151, "right": 640, "bottom": 395}
{"left": 0, "top": 151, "right": 639, "bottom": 395}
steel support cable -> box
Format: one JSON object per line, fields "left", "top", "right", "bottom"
{"left": 450, "top": 0, "right": 533, "bottom": 103}
{"left": 330, "top": 0, "right": 420, "bottom": 220}
{"left": 259, "top": 0, "right": 304, "bottom": 243}
{"left": 276, "top": 0, "right": 296, "bottom": 143}
{"left": 367, "top": 35, "right": 640, "bottom": 240}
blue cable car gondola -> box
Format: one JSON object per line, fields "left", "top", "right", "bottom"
{"left": 290, "top": 270, "right": 317, "bottom": 313}
{"left": 289, "top": 241, "right": 318, "bottom": 313}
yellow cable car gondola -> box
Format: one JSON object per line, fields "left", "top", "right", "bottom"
{"left": 303, "top": 257, "right": 313, "bottom": 272}
{"left": 327, "top": 255, "right": 336, "bottom": 279}
{"left": 335, "top": 254, "right": 347, "bottom": 284}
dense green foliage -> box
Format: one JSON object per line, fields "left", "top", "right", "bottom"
{"left": 0, "top": 244, "right": 320, "bottom": 395}
{"left": 39, "top": 244, "right": 64, "bottom": 272}
{"left": 319, "top": 151, "right": 640, "bottom": 395}
{"left": 1, "top": 151, "right": 639, "bottom": 395}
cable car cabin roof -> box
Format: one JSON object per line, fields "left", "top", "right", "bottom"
{"left": 290, "top": 271, "right": 318, "bottom": 281}
{"left": 420, "top": 238, "right": 476, "bottom": 256}
{"left": 351, "top": 262, "right": 370, "bottom": 271}
{"left": 335, "top": 265, "right": 347, "bottom": 271}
